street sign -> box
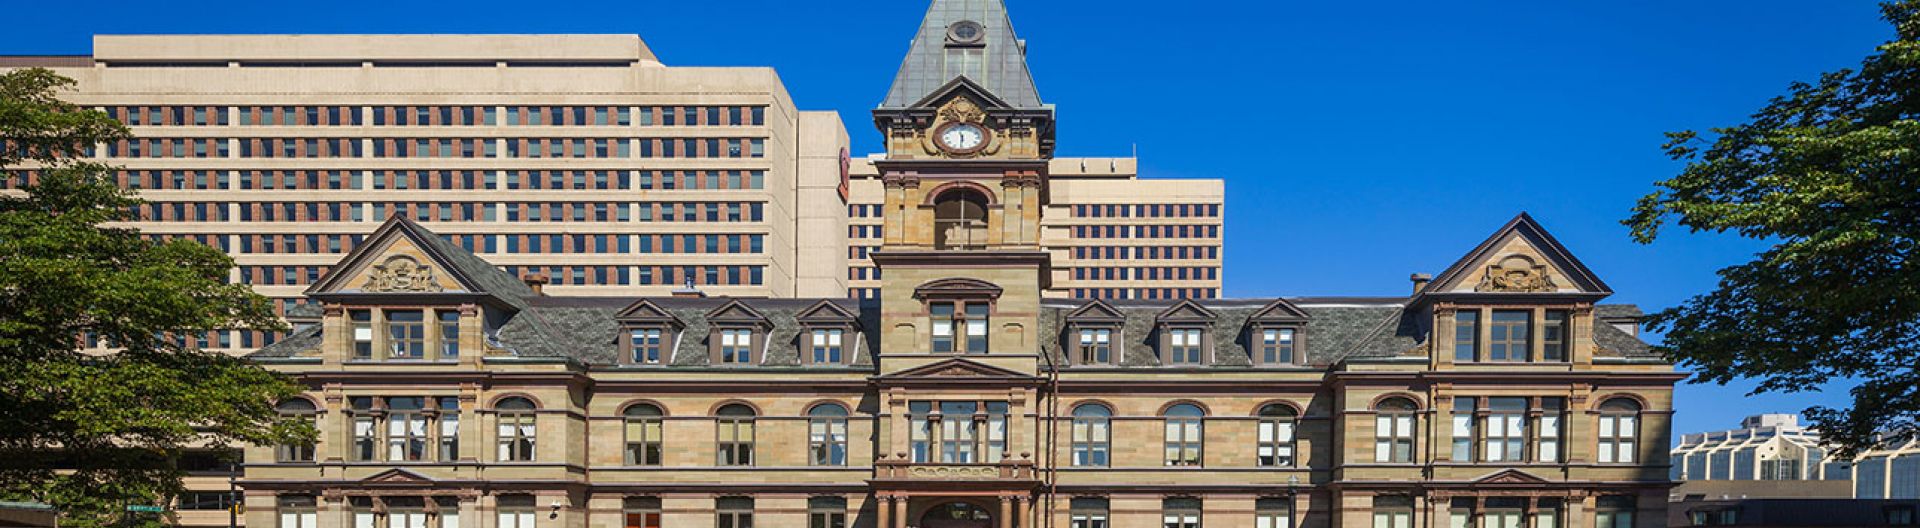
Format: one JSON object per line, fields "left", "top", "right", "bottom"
{"left": 126, "top": 505, "right": 165, "bottom": 513}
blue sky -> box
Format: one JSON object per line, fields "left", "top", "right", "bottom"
{"left": 0, "top": 0, "right": 1893, "bottom": 440}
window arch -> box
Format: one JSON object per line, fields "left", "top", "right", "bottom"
{"left": 495, "top": 397, "right": 536, "bottom": 462}
{"left": 1598, "top": 398, "right": 1642, "bottom": 464}
{"left": 1374, "top": 397, "right": 1418, "bottom": 463}
{"left": 623, "top": 403, "right": 664, "bottom": 466}
{"left": 1163, "top": 403, "right": 1205, "bottom": 467}
{"left": 716, "top": 404, "right": 756, "bottom": 466}
{"left": 1071, "top": 404, "right": 1112, "bottom": 467}
{"left": 933, "top": 187, "right": 990, "bottom": 250}
{"left": 1257, "top": 403, "right": 1298, "bottom": 467}
{"left": 808, "top": 403, "right": 849, "bottom": 466}
{"left": 276, "top": 399, "right": 318, "bottom": 463}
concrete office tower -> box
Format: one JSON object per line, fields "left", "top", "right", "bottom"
{"left": 0, "top": 34, "right": 855, "bottom": 339}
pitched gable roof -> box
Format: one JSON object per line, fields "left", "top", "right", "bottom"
{"left": 705, "top": 299, "right": 771, "bottom": 326}
{"left": 1248, "top": 298, "right": 1311, "bottom": 322}
{"left": 1156, "top": 299, "right": 1217, "bottom": 323}
{"left": 1065, "top": 299, "right": 1125, "bottom": 323}
{"left": 616, "top": 299, "right": 683, "bottom": 326}
{"left": 307, "top": 216, "right": 534, "bottom": 309}
{"left": 1424, "top": 212, "right": 1612, "bottom": 299}
{"left": 795, "top": 299, "right": 859, "bottom": 323}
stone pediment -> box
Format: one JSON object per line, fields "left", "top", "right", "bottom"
{"left": 1248, "top": 298, "right": 1310, "bottom": 322}
{"left": 309, "top": 217, "right": 477, "bottom": 296}
{"left": 617, "top": 299, "right": 683, "bottom": 326}
{"left": 877, "top": 358, "right": 1036, "bottom": 380}
{"left": 1473, "top": 469, "right": 1551, "bottom": 485}
{"left": 1065, "top": 300, "right": 1125, "bottom": 323}
{"left": 1426, "top": 213, "right": 1611, "bottom": 297}
{"left": 361, "top": 468, "right": 435, "bottom": 486}
{"left": 705, "top": 300, "right": 770, "bottom": 326}
{"left": 796, "top": 300, "right": 859, "bottom": 323}
{"left": 1156, "top": 299, "right": 1217, "bottom": 323}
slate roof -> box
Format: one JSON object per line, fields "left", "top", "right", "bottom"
{"left": 392, "top": 218, "right": 537, "bottom": 310}
{"left": 1036, "top": 299, "right": 1423, "bottom": 367}
{"left": 492, "top": 296, "right": 878, "bottom": 368}
{"left": 881, "top": 0, "right": 1044, "bottom": 109}
{"left": 253, "top": 322, "right": 322, "bottom": 358}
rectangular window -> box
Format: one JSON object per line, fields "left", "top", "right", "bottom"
{"left": 715, "top": 498, "right": 752, "bottom": 528}
{"left": 1164, "top": 414, "right": 1203, "bottom": 466}
{"left": 1162, "top": 499, "right": 1201, "bottom": 528}
{"left": 1260, "top": 328, "right": 1296, "bottom": 365}
{"left": 496, "top": 496, "right": 536, "bottom": 528}
{"left": 1077, "top": 328, "right": 1111, "bottom": 365}
{"left": 438, "top": 397, "right": 460, "bottom": 461}
{"left": 278, "top": 497, "right": 318, "bottom": 528}
{"left": 1375, "top": 411, "right": 1415, "bottom": 463}
{"left": 1452, "top": 397, "right": 1476, "bottom": 461}
{"left": 808, "top": 413, "right": 847, "bottom": 466}
{"left": 625, "top": 328, "right": 662, "bottom": 364}
{"left": 624, "top": 412, "right": 663, "bottom": 466}
{"left": 807, "top": 497, "right": 845, "bottom": 528}
{"left": 1543, "top": 310, "right": 1568, "bottom": 361}
{"left": 386, "top": 310, "right": 426, "bottom": 359}
{"left": 1454, "top": 311, "right": 1479, "bottom": 361}
{"left": 386, "top": 397, "right": 428, "bottom": 461}
{"left": 497, "top": 411, "right": 536, "bottom": 462}
{"left": 1372, "top": 496, "right": 1412, "bottom": 528}
{"left": 1167, "top": 328, "right": 1203, "bottom": 364}
{"left": 437, "top": 310, "right": 460, "bottom": 359}
{"left": 1070, "top": 498, "right": 1109, "bottom": 528}
{"left": 1256, "top": 498, "right": 1293, "bottom": 528}
{"left": 719, "top": 329, "right": 753, "bottom": 364}
{"left": 1488, "top": 310, "right": 1531, "bottom": 362}
{"left": 350, "top": 310, "right": 374, "bottom": 359}
{"left": 1483, "top": 397, "right": 1527, "bottom": 462}
{"left": 810, "top": 328, "right": 844, "bottom": 364}
{"left": 717, "top": 416, "right": 754, "bottom": 466}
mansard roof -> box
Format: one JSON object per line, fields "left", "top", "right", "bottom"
{"left": 881, "top": 0, "right": 1044, "bottom": 109}
{"left": 490, "top": 296, "right": 877, "bottom": 367}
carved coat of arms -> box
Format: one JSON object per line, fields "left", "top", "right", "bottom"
{"left": 365, "top": 256, "right": 443, "bottom": 293}
{"left": 1476, "top": 255, "right": 1558, "bottom": 293}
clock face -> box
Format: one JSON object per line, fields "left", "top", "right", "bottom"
{"left": 938, "top": 123, "right": 987, "bottom": 152}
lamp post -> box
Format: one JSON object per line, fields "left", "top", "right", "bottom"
{"left": 1287, "top": 475, "right": 1300, "bottom": 527}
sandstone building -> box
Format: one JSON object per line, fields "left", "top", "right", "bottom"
{"left": 234, "top": 2, "right": 1677, "bottom": 527}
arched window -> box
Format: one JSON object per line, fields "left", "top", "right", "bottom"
{"left": 1257, "top": 403, "right": 1298, "bottom": 467}
{"left": 716, "top": 404, "right": 756, "bottom": 466}
{"left": 808, "top": 403, "right": 849, "bottom": 466}
{"left": 623, "top": 404, "right": 664, "bottom": 465}
{"left": 1374, "top": 397, "right": 1418, "bottom": 463}
{"left": 933, "top": 188, "right": 989, "bottom": 250}
{"left": 1163, "top": 404, "right": 1205, "bottom": 467}
{"left": 1598, "top": 398, "right": 1642, "bottom": 464}
{"left": 275, "top": 399, "right": 318, "bottom": 463}
{"left": 1071, "top": 404, "right": 1112, "bottom": 467}
{"left": 495, "top": 397, "right": 536, "bottom": 462}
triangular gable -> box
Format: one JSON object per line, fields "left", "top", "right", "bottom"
{"left": 1425, "top": 213, "right": 1612, "bottom": 296}
{"left": 1472, "top": 469, "right": 1551, "bottom": 485}
{"left": 1156, "top": 299, "right": 1217, "bottom": 323}
{"left": 360, "top": 468, "right": 435, "bottom": 486}
{"left": 876, "top": 357, "right": 1038, "bottom": 380}
{"left": 1248, "top": 298, "right": 1311, "bottom": 322}
{"left": 705, "top": 299, "right": 770, "bottom": 326}
{"left": 796, "top": 300, "right": 859, "bottom": 323}
{"left": 909, "top": 76, "right": 1015, "bottom": 111}
{"left": 1065, "top": 299, "right": 1125, "bottom": 323}
{"left": 308, "top": 216, "right": 475, "bottom": 296}
{"left": 617, "top": 299, "right": 683, "bottom": 327}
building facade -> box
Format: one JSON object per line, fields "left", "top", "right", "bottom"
{"left": 238, "top": 4, "right": 1676, "bottom": 527}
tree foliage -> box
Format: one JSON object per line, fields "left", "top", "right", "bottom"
{"left": 1626, "top": 1, "right": 1920, "bottom": 456}
{"left": 0, "top": 68, "right": 314, "bottom": 527}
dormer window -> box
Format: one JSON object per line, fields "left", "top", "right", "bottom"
{"left": 615, "top": 300, "right": 684, "bottom": 367}
{"left": 1246, "top": 299, "right": 1311, "bottom": 367}
{"left": 796, "top": 300, "right": 860, "bottom": 366}
{"left": 1064, "top": 300, "right": 1126, "bottom": 367}
{"left": 704, "top": 300, "right": 771, "bottom": 366}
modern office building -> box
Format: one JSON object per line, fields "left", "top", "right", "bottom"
{"left": 229, "top": 2, "right": 1677, "bottom": 528}
{"left": 1670, "top": 414, "right": 1844, "bottom": 483}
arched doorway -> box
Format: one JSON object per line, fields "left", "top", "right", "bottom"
{"left": 933, "top": 187, "right": 989, "bottom": 250}
{"left": 919, "top": 502, "right": 992, "bottom": 528}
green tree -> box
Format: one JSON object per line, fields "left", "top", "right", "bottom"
{"left": 1626, "top": 1, "right": 1920, "bottom": 456}
{"left": 0, "top": 68, "right": 314, "bottom": 527}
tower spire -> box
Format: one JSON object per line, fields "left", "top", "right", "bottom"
{"left": 880, "top": 0, "right": 1044, "bottom": 109}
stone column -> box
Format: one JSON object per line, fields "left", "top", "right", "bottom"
{"left": 998, "top": 496, "right": 1012, "bottom": 528}
{"left": 1016, "top": 496, "right": 1031, "bottom": 528}
{"left": 876, "top": 496, "right": 891, "bottom": 528}
{"left": 893, "top": 496, "right": 908, "bottom": 528}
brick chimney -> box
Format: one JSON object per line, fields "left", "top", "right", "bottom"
{"left": 522, "top": 273, "right": 549, "bottom": 296}
{"left": 1410, "top": 273, "right": 1433, "bottom": 295}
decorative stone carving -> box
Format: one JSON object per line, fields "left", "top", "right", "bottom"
{"left": 1476, "top": 255, "right": 1557, "bottom": 293}
{"left": 939, "top": 96, "right": 987, "bottom": 125}
{"left": 907, "top": 465, "right": 1000, "bottom": 479}
{"left": 365, "top": 256, "right": 443, "bottom": 293}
